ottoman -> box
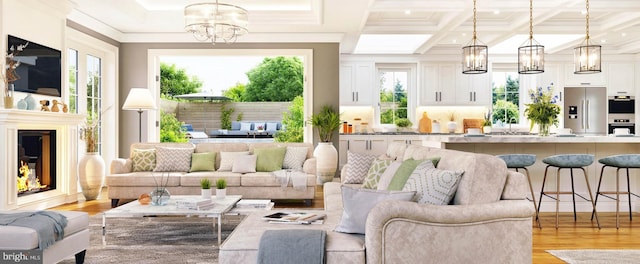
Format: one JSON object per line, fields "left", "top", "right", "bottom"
{"left": 220, "top": 210, "right": 365, "bottom": 264}
{"left": 0, "top": 211, "right": 90, "bottom": 264}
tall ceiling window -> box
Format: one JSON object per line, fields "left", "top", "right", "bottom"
{"left": 491, "top": 72, "right": 520, "bottom": 125}
{"left": 378, "top": 68, "right": 409, "bottom": 125}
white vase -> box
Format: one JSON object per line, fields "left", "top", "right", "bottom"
{"left": 78, "top": 152, "right": 105, "bottom": 200}
{"left": 313, "top": 142, "right": 337, "bottom": 184}
{"left": 216, "top": 188, "right": 226, "bottom": 200}
{"left": 447, "top": 121, "right": 457, "bottom": 133}
{"left": 201, "top": 189, "right": 212, "bottom": 200}
{"left": 483, "top": 126, "right": 492, "bottom": 134}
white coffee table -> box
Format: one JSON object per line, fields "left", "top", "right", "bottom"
{"left": 102, "top": 195, "right": 242, "bottom": 245}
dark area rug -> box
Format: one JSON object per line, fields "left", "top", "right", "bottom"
{"left": 60, "top": 214, "right": 243, "bottom": 264}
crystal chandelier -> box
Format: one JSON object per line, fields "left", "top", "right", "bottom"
{"left": 574, "top": 0, "right": 601, "bottom": 74}
{"left": 518, "top": 0, "right": 544, "bottom": 74}
{"left": 184, "top": 1, "right": 249, "bottom": 44}
{"left": 462, "top": 0, "right": 488, "bottom": 74}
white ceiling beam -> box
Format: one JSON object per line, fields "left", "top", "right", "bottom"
{"left": 415, "top": 11, "right": 470, "bottom": 54}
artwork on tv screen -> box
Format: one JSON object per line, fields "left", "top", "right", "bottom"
{"left": 7, "top": 35, "right": 62, "bottom": 97}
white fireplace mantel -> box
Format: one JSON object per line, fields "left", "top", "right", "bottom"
{"left": 0, "top": 109, "right": 85, "bottom": 210}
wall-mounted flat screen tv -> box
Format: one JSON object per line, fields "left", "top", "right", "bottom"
{"left": 7, "top": 35, "right": 62, "bottom": 97}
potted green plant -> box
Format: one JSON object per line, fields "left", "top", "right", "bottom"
{"left": 215, "top": 178, "right": 227, "bottom": 200}
{"left": 447, "top": 112, "right": 457, "bottom": 133}
{"left": 200, "top": 178, "right": 212, "bottom": 200}
{"left": 308, "top": 105, "right": 341, "bottom": 183}
{"left": 482, "top": 110, "right": 492, "bottom": 134}
{"left": 395, "top": 118, "right": 413, "bottom": 132}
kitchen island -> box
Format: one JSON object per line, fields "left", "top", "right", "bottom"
{"left": 340, "top": 133, "right": 640, "bottom": 214}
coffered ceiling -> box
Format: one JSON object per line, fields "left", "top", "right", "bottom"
{"left": 67, "top": 0, "right": 640, "bottom": 55}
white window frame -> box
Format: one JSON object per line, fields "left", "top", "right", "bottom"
{"left": 375, "top": 63, "right": 417, "bottom": 129}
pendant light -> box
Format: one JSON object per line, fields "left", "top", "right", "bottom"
{"left": 518, "top": 0, "right": 544, "bottom": 74}
{"left": 462, "top": 0, "right": 488, "bottom": 74}
{"left": 574, "top": 0, "right": 601, "bottom": 74}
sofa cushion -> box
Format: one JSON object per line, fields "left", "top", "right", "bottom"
{"left": 402, "top": 160, "right": 464, "bottom": 205}
{"left": 0, "top": 211, "right": 88, "bottom": 250}
{"left": 335, "top": 186, "right": 415, "bottom": 234}
{"left": 105, "top": 171, "right": 183, "bottom": 187}
{"left": 282, "top": 146, "right": 308, "bottom": 170}
{"left": 181, "top": 172, "right": 241, "bottom": 187}
{"left": 232, "top": 155, "right": 257, "bottom": 173}
{"left": 344, "top": 151, "right": 377, "bottom": 184}
{"left": 218, "top": 151, "right": 250, "bottom": 172}
{"left": 231, "top": 121, "right": 241, "bottom": 130}
{"left": 240, "top": 172, "right": 315, "bottom": 187}
{"left": 154, "top": 147, "right": 194, "bottom": 172}
{"left": 132, "top": 148, "right": 156, "bottom": 172}
{"left": 362, "top": 158, "right": 394, "bottom": 189}
{"left": 190, "top": 152, "right": 216, "bottom": 172}
{"left": 254, "top": 147, "right": 286, "bottom": 172}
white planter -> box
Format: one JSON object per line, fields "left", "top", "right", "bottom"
{"left": 216, "top": 188, "right": 226, "bottom": 200}
{"left": 201, "top": 189, "right": 212, "bottom": 200}
{"left": 483, "top": 126, "right": 492, "bottom": 134}
{"left": 78, "top": 152, "right": 105, "bottom": 200}
{"left": 447, "top": 121, "right": 457, "bottom": 133}
{"left": 313, "top": 142, "right": 338, "bottom": 184}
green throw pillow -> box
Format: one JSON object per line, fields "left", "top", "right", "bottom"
{"left": 362, "top": 158, "right": 394, "bottom": 189}
{"left": 132, "top": 148, "right": 156, "bottom": 172}
{"left": 190, "top": 152, "right": 216, "bottom": 172}
{"left": 387, "top": 157, "right": 440, "bottom": 191}
{"left": 254, "top": 147, "right": 286, "bottom": 172}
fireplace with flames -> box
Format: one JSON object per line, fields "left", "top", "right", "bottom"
{"left": 17, "top": 130, "right": 56, "bottom": 196}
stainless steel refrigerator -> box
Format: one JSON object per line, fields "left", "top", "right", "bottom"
{"left": 564, "top": 87, "right": 607, "bottom": 134}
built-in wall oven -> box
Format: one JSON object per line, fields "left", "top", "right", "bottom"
{"left": 608, "top": 96, "right": 635, "bottom": 134}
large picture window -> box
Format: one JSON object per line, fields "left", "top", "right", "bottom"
{"left": 492, "top": 72, "right": 520, "bottom": 125}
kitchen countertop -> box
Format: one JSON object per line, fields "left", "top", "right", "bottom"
{"left": 340, "top": 133, "right": 640, "bottom": 143}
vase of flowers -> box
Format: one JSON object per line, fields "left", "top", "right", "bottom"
{"left": 2, "top": 41, "right": 28, "bottom": 109}
{"left": 525, "top": 83, "right": 561, "bottom": 136}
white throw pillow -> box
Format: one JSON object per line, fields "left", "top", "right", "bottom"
{"left": 240, "top": 122, "right": 252, "bottom": 131}
{"left": 402, "top": 161, "right": 464, "bottom": 205}
{"left": 266, "top": 122, "right": 279, "bottom": 131}
{"left": 218, "top": 151, "right": 250, "bottom": 171}
{"left": 232, "top": 155, "right": 257, "bottom": 173}
{"left": 344, "top": 151, "right": 377, "bottom": 184}
{"left": 335, "top": 186, "right": 415, "bottom": 234}
{"left": 282, "top": 146, "right": 308, "bottom": 170}
{"left": 376, "top": 161, "right": 402, "bottom": 190}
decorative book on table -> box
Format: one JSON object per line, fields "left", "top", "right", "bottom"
{"left": 175, "top": 198, "right": 213, "bottom": 210}
{"left": 262, "top": 212, "right": 326, "bottom": 224}
{"left": 236, "top": 199, "right": 272, "bottom": 208}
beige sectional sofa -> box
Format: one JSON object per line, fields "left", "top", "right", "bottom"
{"left": 107, "top": 142, "right": 317, "bottom": 207}
{"left": 221, "top": 143, "right": 535, "bottom": 263}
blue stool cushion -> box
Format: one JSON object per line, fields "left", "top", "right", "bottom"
{"left": 599, "top": 154, "right": 640, "bottom": 168}
{"left": 543, "top": 154, "right": 594, "bottom": 168}
{"left": 496, "top": 154, "right": 536, "bottom": 168}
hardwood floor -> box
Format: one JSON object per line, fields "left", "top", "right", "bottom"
{"left": 52, "top": 186, "right": 640, "bottom": 263}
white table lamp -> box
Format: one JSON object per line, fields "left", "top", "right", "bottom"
{"left": 122, "top": 88, "right": 156, "bottom": 142}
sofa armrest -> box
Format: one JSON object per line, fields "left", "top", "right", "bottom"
{"left": 110, "top": 158, "right": 132, "bottom": 174}
{"left": 365, "top": 199, "right": 534, "bottom": 263}
{"left": 302, "top": 157, "right": 316, "bottom": 175}
{"left": 502, "top": 170, "right": 530, "bottom": 200}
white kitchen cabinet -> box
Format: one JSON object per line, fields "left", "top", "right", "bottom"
{"left": 387, "top": 135, "right": 423, "bottom": 146}
{"left": 564, "top": 63, "right": 606, "bottom": 87}
{"left": 420, "top": 64, "right": 456, "bottom": 105}
{"left": 455, "top": 64, "right": 491, "bottom": 106}
{"left": 339, "top": 135, "right": 388, "bottom": 168}
{"left": 607, "top": 63, "right": 635, "bottom": 96}
{"left": 340, "top": 62, "right": 374, "bottom": 106}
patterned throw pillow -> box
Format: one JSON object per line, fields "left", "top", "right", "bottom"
{"left": 387, "top": 157, "right": 441, "bottom": 191}
{"left": 132, "top": 148, "right": 156, "bottom": 172}
{"left": 402, "top": 160, "right": 464, "bottom": 205}
{"left": 282, "top": 146, "right": 308, "bottom": 170}
{"left": 154, "top": 147, "right": 194, "bottom": 172}
{"left": 218, "top": 151, "right": 250, "bottom": 171}
{"left": 361, "top": 158, "right": 394, "bottom": 189}
{"left": 344, "top": 151, "right": 377, "bottom": 184}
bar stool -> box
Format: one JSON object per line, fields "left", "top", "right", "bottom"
{"left": 591, "top": 154, "right": 640, "bottom": 228}
{"left": 496, "top": 154, "right": 541, "bottom": 228}
{"left": 537, "top": 154, "right": 600, "bottom": 229}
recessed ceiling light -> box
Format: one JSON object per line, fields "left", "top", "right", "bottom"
{"left": 462, "top": 33, "right": 467, "bottom": 37}
{"left": 354, "top": 34, "right": 432, "bottom": 54}
{"left": 621, "top": 33, "right": 627, "bottom": 37}
{"left": 452, "top": 39, "right": 457, "bottom": 43}
{"left": 493, "top": 10, "right": 500, "bottom": 15}
{"left": 581, "top": 10, "right": 587, "bottom": 15}
{"left": 601, "top": 39, "right": 606, "bottom": 43}
{"left": 404, "top": 10, "right": 411, "bottom": 15}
